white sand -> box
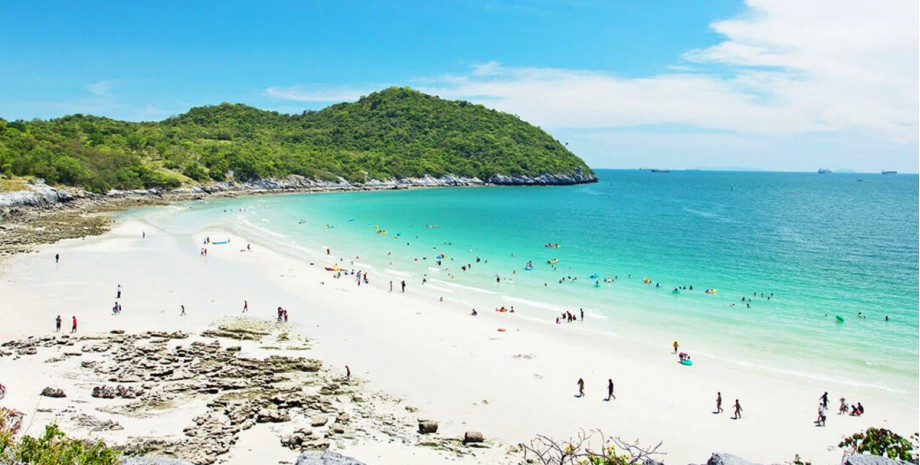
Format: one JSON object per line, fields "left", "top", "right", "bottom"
{"left": 0, "top": 214, "right": 916, "bottom": 465}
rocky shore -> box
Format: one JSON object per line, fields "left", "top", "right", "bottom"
{"left": 0, "top": 172, "right": 597, "bottom": 256}
{"left": 1, "top": 319, "right": 508, "bottom": 465}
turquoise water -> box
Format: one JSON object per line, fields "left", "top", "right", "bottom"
{"left": 131, "top": 170, "right": 919, "bottom": 397}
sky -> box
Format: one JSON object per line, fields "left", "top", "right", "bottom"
{"left": 0, "top": 0, "right": 917, "bottom": 172}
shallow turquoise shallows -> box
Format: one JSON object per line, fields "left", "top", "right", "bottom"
{"left": 131, "top": 170, "right": 919, "bottom": 397}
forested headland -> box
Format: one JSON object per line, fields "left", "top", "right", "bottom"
{"left": 0, "top": 87, "right": 595, "bottom": 193}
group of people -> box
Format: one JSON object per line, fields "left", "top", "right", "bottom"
{"left": 276, "top": 306, "right": 289, "bottom": 323}
{"left": 714, "top": 392, "right": 743, "bottom": 419}
{"left": 555, "top": 308, "right": 584, "bottom": 324}
{"left": 575, "top": 378, "right": 616, "bottom": 401}
{"left": 815, "top": 392, "right": 863, "bottom": 426}
{"left": 111, "top": 284, "right": 123, "bottom": 315}
{"left": 54, "top": 315, "right": 77, "bottom": 334}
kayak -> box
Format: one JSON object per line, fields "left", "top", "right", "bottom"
{"left": 547, "top": 258, "right": 559, "bottom": 264}
{"left": 212, "top": 240, "right": 229, "bottom": 245}
{"left": 835, "top": 315, "right": 845, "bottom": 322}
{"left": 324, "top": 266, "right": 341, "bottom": 272}
{"left": 680, "top": 359, "right": 693, "bottom": 366}
{"left": 589, "top": 274, "right": 599, "bottom": 279}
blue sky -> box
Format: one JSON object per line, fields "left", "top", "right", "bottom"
{"left": 1, "top": 0, "right": 916, "bottom": 172}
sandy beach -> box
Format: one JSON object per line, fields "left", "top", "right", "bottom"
{"left": 0, "top": 210, "right": 916, "bottom": 465}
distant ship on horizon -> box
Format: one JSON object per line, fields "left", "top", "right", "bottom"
{"left": 818, "top": 168, "right": 832, "bottom": 174}
{"left": 882, "top": 170, "right": 898, "bottom": 175}
{"left": 650, "top": 169, "right": 671, "bottom": 173}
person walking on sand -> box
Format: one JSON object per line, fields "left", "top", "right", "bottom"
{"left": 116, "top": 284, "right": 122, "bottom": 299}
{"left": 673, "top": 341, "right": 679, "bottom": 353}
{"left": 732, "top": 399, "right": 742, "bottom": 419}
{"left": 70, "top": 316, "right": 77, "bottom": 333}
{"left": 815, "top": 403, "right": 827, "bottom": 426}
{"left": 819, "top": 391, "right": 828, "bottom": 409}
{"left": 576, "top": 378, "right": 585, "bottom": 398}
{"left": 580, "top": 308, "right": 584, "bottom": 321}
{"left": 55, "top": 315, "right": 62, "bottom": 333}
{"left": 389, "top": 281, "right": 393, "bottom": 292}
{"left": 606, "top": 379, "right": 615, "bottom": 401}
{"left": 716, "top": 392, "right": 724, "bottom": 413}
{"left": 345, "top": 365, "right": 351, "bottom": 381}
{"left": 180, "top": 305, "right": 186, "bottom": 316}
{"left": 243, "top": 300, "right": 248, "bottom": 313}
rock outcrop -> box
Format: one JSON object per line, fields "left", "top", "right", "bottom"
{"left": 843, "top": 455, "right": 917, "bottom": 465}
{"left": 40, "top": 387, "right": 66, "bottom": 398}
{"left": 295, "top": 450, "right": 367, "bottom": 465}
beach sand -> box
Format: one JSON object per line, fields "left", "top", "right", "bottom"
{"left": 0, "top": 215, "right": 915, "bottom": 464}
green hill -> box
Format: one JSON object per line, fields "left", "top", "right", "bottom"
{"left": 0, "top": 87, "right": 595, "bottom": 193}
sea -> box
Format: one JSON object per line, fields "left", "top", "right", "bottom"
{"left": 126, "top": 170, "right": 919, "bottom": 399}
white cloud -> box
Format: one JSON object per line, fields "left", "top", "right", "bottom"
{"left": 87, "top": 80, "right": 112, "bottom": 96}
{"left": 415, "top": 0, "right": 917, "bottom": 147}
{"left": 263, "top": 86, "right": 374, "bottom": 103}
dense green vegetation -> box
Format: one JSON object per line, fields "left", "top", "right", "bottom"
{"left": 0, "top": 87, "right": 594, "bottom": 193}
{"left": 1, "top": 408, "right": 119, "bottom": 465}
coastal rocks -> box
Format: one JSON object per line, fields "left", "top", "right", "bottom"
{"left": 706, "top": 453, "right": 762, "bottom": 465}
{"left": 294, "top": 450, "right": 367, "bottom": 465}
{"left": 844, "top": 455, "right": 917, "bottom": 465}
{"left": 463, "top": 431, "right": 484, "bottom": 444}
{"left": 486, "top": 171, "right": 598, "bottom": 186}
{"left": 40, "top": 387, "right": 66, "bottom": 398}
{"left": 281, "top": 428, "right": 315, "bottom": 449}
{"left": 91, "top": 384, "right": 144, "bottom": 399}
{"left": 121, "top": 457, "right": 195, "bottom": 465}
{"left": 3, "top": 323, "right": 440, "bottom": 465}
{"left": 256, "top": 408, "right": 291, "bottom": 423}
{"left": 0, "top": 179, "right": 74, "bottom": 208}
{"left": 92, "top": 385, "right": 117, "bottom": 399}
{"left": 418, "top": 419, "right": 439, "bottom": 434}
{"left": 200, "top": 321, "right": 274, "bottom": 341}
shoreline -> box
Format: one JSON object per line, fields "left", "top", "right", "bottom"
{"left": 0, "top": 203, "right": 916, "bottom": 464}
{"left": 0, "top": 178, "right": 488, "bottom": 257}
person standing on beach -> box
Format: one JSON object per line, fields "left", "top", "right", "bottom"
{"left": 345, "top": 365, "right": 351, "bottom": 381}
{"left": 55, "top": 315, "right": 62, "bottom": 332}
{"left": 180, "top": 305, "right": 186, "bottom": 316}
{"left": 606, "top": 379, "right": 615, "bottom": 401}
{"left": 673, "top": 341, "right": 679, "bottom": 353}
{"left": 389, "top": 281, "right": 393, "bottom": 292}
{"left": 580, "top": 308, "right": 584, "bottom": 321}
{"left": 116, "top": 284, "right": 122, "bottom": 299}
{"left": 401, "top": 280, "right": 406, "bottom": 293}
{"left": 55, "top": 253, "right": 60, "bottom": 264}
{"left": 70, "top": 316, "right": 77, "bottom": 333}
{"left": 732, "top": 399, "right": 742, "bottom": 419}
{"left": 243, "top": 300, "right": 248, "bottom": 313}
{"left": 716, "top": 392, "right": 723, "bottom": 413}
{"left": 576, "top": 378, "right": 585, "bottom": 398}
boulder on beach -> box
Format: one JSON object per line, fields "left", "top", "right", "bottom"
{"left": 463, "top": 431, "right": 484, "bottom": 444}
{"left": 417, "top": 419, "right": 438, "bottom": 434}
{"left": 40, "top": 387, "right": 66, "bottom": 398}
